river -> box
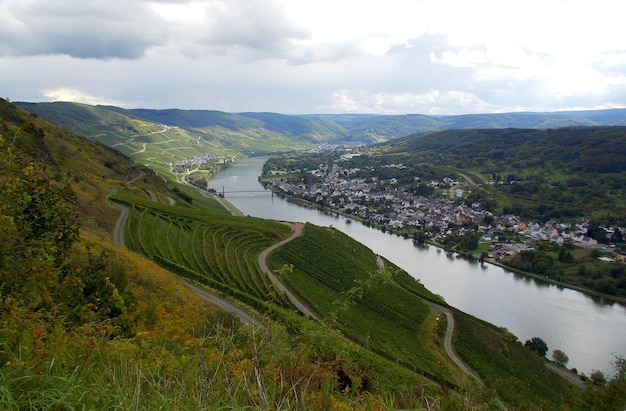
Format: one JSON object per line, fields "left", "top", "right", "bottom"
{"left": 208, "top": 156, "right": 626, "bottom": 377}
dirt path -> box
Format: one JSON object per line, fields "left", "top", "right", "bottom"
{"left": 113, "top": 203, "right": 129, "bottom": 248}
{"left": 258, "top": 223, "right": 320, "bottom": 321}
{"left": 376, "top": 256, "right": 478, "bottom": 380}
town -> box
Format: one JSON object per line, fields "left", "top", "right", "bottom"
{"left": 264, "top": 159, "right": 625, "bottom": 263}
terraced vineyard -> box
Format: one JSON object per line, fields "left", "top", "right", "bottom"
{"left": 111, "top": 190, "right": 294, "bottom": 311}
{"left": 266, "top": 223, "right": 458, "bottom": 385}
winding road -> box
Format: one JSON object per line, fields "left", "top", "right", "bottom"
{"left": 112, "top": 203, "right": 129, "bottom": 248}
{"left": 113, "top": 202, "right": 475, "bottom": 377}
{"left": 112, "top": 197, "right": 583, "bottom": 392}
{"left": 376, "top": 256, "right": 478, "bottom": 380}
{"left": 421, "top": 300, "right": 478, "bottom": 379}
{"left": 257, "top": 223, "right": 320, "bottom": 321}
{"left": 111, "top": 197, "right": 261, "bottom": 326}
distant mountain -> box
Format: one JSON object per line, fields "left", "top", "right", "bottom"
{"left": 237, "top": 112, "right": 350, "bottom": 141}
{"left": 106, "top": 106, "right": 263, "bottom": 130}
{"left": 102, "top": 106, "right": 351, "bottom": 142}
{"left": 333, "top": 109, "right": 626, "bottom": 140}
{"left": 16, "top": 102, "right": 626, "bottom": 148}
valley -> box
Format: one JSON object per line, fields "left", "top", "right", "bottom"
{"left": 1, "top": 98, "right": 625, "bottom": 409}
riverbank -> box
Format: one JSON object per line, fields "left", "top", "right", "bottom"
{"left": 485, "top": 257, "right": 626, "bottom": 305}
{"left": 268, "top": 185, "right": 626, "bottom": 307}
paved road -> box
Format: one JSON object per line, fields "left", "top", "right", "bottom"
{"left": 421, "top": 300, "right": 478, "bottom": 379}
{"left": 113, "top": 203, "right": 129, "bottom": 248}
{"left": 114, "top": 200, "right": 586, "bottom": 392}
{"left": 545, "top": 361, "right": 587, "bottom": 389}
{"left": 257, "top": 223, "right": 320, "bottom": 321}
{"left": 186, "top": 283, "right": 262, "bottom": 327}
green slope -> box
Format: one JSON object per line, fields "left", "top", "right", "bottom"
{"left": 15, "top": 102, "right": 319, "bottom": 180}
{"left": 3, "top": 97, "right": 611, "bottom": 409}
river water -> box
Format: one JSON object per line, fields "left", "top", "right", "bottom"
{"left": 208, "top": 157, "right": 626, "bottom": 377}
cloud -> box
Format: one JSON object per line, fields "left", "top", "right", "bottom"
{"left": 42, "top": 87, "right": 126, "bottom": 106}
{"left": 0, "top": 0, "right": 168, "bottom": 59}
{"left": 325, "top": 89, "right": 491, "bottom": 115}
{"left": 194, "top": 1, "right": 307, "bottom": 55}
{"left": 2, "top": 0, "right": 626, "bottom": 114}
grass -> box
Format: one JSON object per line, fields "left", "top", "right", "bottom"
{"left": 112, "top": 190, "right": 466, "bottom": 388}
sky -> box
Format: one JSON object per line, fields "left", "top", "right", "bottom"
{"left": 1, "top": 0, "right": 626, "bottom": 115}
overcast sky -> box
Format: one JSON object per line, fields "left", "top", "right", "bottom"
{"left": 2, "top": 0, "right": 625, "bottom": 114}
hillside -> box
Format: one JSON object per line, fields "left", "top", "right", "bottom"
{"left": 3, "top": 98, "right": 624, "bottom": 409}
{"left": 382, "top": 127, "right": 626, "bottom": 223}
{"left": 17, "top": 102, "right": 626, "bottom": 151}
{"left": 262, "top": 125, "right": 626, "bottom": 300}
{"left": 15, "top": 102, "right": 336, "bottom": 162}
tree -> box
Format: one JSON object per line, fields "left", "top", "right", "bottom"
{"left": 524, "top": 336, "right": 548, "bottom": 357}
{"left": 413, "top": 229, "right": 426, "bottom": 245}
{"left": 465, "top": 233, "right": 479, "bottom": 251}
{"left": 590, "top": 370, "right": 607, "bottom": 386}
{"left": 615, "top": 355, "right": 626, "bottom": 380}
{"left": 552, "top": 349, "right": 569, "bottom": 366}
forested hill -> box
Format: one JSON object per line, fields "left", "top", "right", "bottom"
{"left": 0, "top": 99, "right": 170, "bottom": 233}
{"left": 322, "top": 109, "right": 626, "bottom": 141}
{"left": 386, "top": 126, "right": 626, "bottom": 173}
{"left": 16, "top": 102, "right": 352, "bottom": 148}
{"left": 377, "top": 126, "right": 626, "bottom": 222}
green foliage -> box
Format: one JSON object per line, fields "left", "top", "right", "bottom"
{"left": 525, "top": 337, "right": 549, "bottom": 357}
{"left": 0, "top": 133, "right": 133, "bottom": 336}
{"left": 508, "top": 249, "right": 555, "bottom": 275}
{"left": 505, "top": 243, "right": 626, "bottom": 297}
{"left": 267, "top": 224, "right": 458, "bottom": 385}
{"left": 454, "top": 313, "right": 578, "bottom": 408}
{"left": 553, "top": 349, "right": 570, "bottom": 366}
{"left": 111, "top": 190, "right": 294, "bottom": 311}
{"left": 385, "top": 127, "right": 626, "bottom": 223}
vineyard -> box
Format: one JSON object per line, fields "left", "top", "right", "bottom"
{"left": 266, "top": 223, "right": 458, "bottom": 385}
{"left": 109, "top": 190, "right": 586, "bottom": 405}
{"left": 111, "top": 190, "right": 294, "bottom": 312}
{"left": 112, "top": 190, "right": 459, "bottom": 384}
